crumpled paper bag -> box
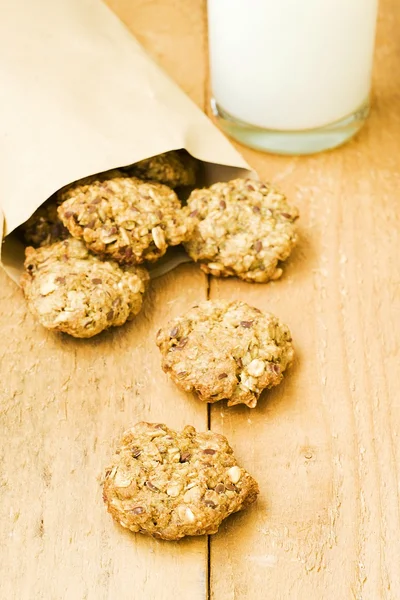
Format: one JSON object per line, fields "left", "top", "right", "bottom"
{"left": 0, "top": 0, "right": 253, "bottom": 284}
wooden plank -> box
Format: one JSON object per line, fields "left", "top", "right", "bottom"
{"left": 0, "top": 266, "right": 209, "bottom": 600}
{"left": 0, "top": 1, "right": 209, "bottom": 599}
{"left": 208, "top": 0, "right": 400, "bottom": 598}
{"left": 3, "top": 0, "right": 400, "bottom": 598}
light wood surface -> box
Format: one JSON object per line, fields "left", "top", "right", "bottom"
{"left": 1, "top": 1, "right": 399, "bottom": 599}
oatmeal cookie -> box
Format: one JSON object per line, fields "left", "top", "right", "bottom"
{"left": 21, "top": 238, "right": 149, "bottom": 338}
{"left": 184, "top": 178, "right": 299, "bottom": 283}
{"left": 58, "top": 171, "right": 195, "bottom": 265}
{"left": 156, "top": 300, "right": 293, "bottom": 408}
{"left": 103, "top": 422, "right": 259, "bottom": 540}
{"left": 20, "top": 199, "right": 69, "bottom": 247}
{"left": 127, "top": 150, "right": 198, "bottom": 188}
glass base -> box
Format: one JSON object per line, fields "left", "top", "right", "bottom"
{"left": 211, "top": 99, "right": 370, "bottom": 155}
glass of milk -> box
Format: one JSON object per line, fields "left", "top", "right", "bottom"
{"left": 208, "top": 0, "right": 379, "bottom": 155}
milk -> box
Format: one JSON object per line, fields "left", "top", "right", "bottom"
{"left": 208, "top": 0, "right": 378, "bottom": 131}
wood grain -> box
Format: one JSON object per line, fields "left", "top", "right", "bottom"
{"left": 0, "top": 265, "right": 209, "bottom": 600}
{"left": 208, "top": 1, "right": 400, "bottom": 598}
{"left": 0, "top": 2, "right": 209, "bottom": 599}
{"left": 1, "top": 0, "right": 400, "bottom": 599}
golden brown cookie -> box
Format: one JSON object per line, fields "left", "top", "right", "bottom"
{"left": 21, "top": 238, "right": 149, "bottom": 338}
{"left": 156, "top": 300, "right": 293, "bottom": 408}
{"left": 103, "top": 422, "right": 259, "bottom": 540}
{"left": 20, "top": 200, "right": 69, "bottom": 247}
{"left": 184, "top": 178, "right": 299, "bottom": 283}
{"left": 127, "top": 150, "right": 198, "bottom": 188}
{"left": 58, "top": 171, "right": 195, "bottom": 265}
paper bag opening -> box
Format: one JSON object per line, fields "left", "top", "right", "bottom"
{"left": 1, "top": 156, "right": 254, "bottom": 286}
{"left": 0, "top": 0, "right": 255, "bottom": 285}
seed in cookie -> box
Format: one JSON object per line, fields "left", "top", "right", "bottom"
{"left": 21, "top": 238, "right": 149, "bottom": 338}
{"left": 19, "top": 199, "right": 69, "bottom": 248}
{"left": 102, "top": 422, "right": 259, "bottom": 540}
{"left": 184, "top": 178, "right": 299, "bottom": 283}
{"left": 57, "top": 171, "right": 195, "bottom": 265}
{"left": 126, "top": 150, "right": 198, "bottom": 189}
{"left": 156, "top": 300, "right": 293, "bottom": 408}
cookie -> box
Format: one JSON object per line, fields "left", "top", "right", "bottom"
{"left": 127, "top": 150, "right": 198, "bottom": 188}
{"left": 20, "top": 199, "right": 69, "bottom": 247}
{"left": 21, "top": 238, "right": 149, "bottom": 338}
{"left": 156, "top": 300, "right": 293, "bottom": 408}
{"left": 184, "top": 178, "right": 299, "bottom": 283}
{"left": 58, "top": 171, "right": 195, "bottom": 265}
{"left": 103, "top": 422, "right": 259, "bottom": 540}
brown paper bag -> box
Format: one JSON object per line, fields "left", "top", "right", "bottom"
{"left": 0, "top": 0, "right": 253, "bottom": 285}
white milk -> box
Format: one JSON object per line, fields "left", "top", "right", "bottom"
{"left": 208, "top": 0, "right": 378, "bottom": 131}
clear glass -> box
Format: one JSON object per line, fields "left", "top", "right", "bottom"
{"left": 208, "top": 0, "right": 379, "bottom": 155}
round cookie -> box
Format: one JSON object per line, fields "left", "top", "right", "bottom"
{"left": 57, "top": 171, "right": 195, "bottom": 265}
{"left": 127, "top": 150, "right": 198, "bottom": 188}
{"left": 184, "top": 178, "right": 299, "bottom": 283}
{"left": 20, "top": 199, "right": 69, "bottom": 247}
{"left": 21, "top": 238, "right": 149, "bottom": 338}
{"left": 156, "top": 300, "right": 293, "bottom": 408}
{"left": 103, "top": 422, "right": 259, "bottom": 540}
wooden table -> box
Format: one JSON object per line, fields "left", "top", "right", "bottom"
{"left": 1, "top": 1, "right": 399, "bottom": 598}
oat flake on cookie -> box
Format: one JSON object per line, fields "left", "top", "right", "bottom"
{"left": 184, "top": 178, "right": 299, "bottom": 283}
{"left": 103, "top": 422, "right": 259, "bottom": 540}
{"left": 21, "top": 238, "right": 149, "bottom": 338}
{"left": 58, "top": 170, "right": 195, "bottom": 265}
{"left": 156, "top": 299, "right": 294, "bottom": 408}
